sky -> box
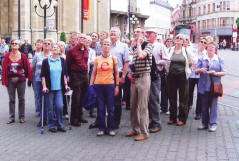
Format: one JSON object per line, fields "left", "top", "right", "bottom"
{"left": 168, "top": 0, "right": 182, "bottom": 8}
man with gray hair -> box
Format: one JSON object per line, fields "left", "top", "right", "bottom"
{"left": 110, "top": 26, "right": 130, "bottom": 129}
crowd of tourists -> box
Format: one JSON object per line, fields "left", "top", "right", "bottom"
{"left": 0, "top": 26, "right": 225, "bottom": 141}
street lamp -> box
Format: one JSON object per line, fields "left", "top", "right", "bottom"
{"left": 128, "top": 14, "right": 139, "bottom": 39}
{"left": 34, "top": 0, "right": 58, "bottom": 38}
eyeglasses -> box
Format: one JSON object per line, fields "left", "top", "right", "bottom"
{"left": 43, "top": 42, "right": 51, "bottom": 45}
{"left": 175, "top": 37, "right": 183, "bottom": 40}
{"left": 11, "top": 43, "right": 18, "bottom": 45}
{"left": 103, "top": 43, "right": 110, "bottom": 46}
{"left": 134, "top": 30, "right": 141, "bottom": 34}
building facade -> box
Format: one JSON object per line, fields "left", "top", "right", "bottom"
{"left": 0, "top": 0, "right": 110, "bottom": 43}
{"left": 145, "top": 0, "right": 173, "bottom": 40}
{"left": 110, "top": 0, "right": 150, "bottom": 39}
{"left": 178, "top": 0, "right": 239, "bottom": 45}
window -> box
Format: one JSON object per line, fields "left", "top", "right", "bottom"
{"left": 203, "top": 5, "right": 206, "bottom": 14}
{"left": 208, "top": 4, "right": 211, "bottom": 13}
{"left": 226, "top": 1, "right": 230, "bottom": 10}
{"left": 198, "top": 6, "right": 201, "bottom": 15}
{"left": 212, "top": 3, "right": 215, "bottom": 12}
{"left": 203, "top": 20, "right": 206, "bottom": 28}
{"left": 223, "top": 1, "right": 226, "bottom": 10}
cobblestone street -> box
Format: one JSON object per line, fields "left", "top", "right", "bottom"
{"left": 0, "top": 50, "right": 239, "bottom": 161}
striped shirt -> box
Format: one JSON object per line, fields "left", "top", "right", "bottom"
{"left": 132, "top": 42, "right": 153, "bottom": 75}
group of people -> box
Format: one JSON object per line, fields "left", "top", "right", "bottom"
{"left": 1, "top": 26, "right": 225, "bottom": 141}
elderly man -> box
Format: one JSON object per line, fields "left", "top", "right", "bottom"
{"left": 66, "top": 33, "right": 89, "bottom": 127}
{"left": 145, "top": 29, "right": 167, "bottom": 133}
{"left": 126, "top": 27, "right": 153, "bottom": 141}
{"left": 110, "top": 27, "right": 130, "bottom": 129}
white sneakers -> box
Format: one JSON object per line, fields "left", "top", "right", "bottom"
{"left": 208, "top": 125, "right": 217, "bottom": 132}
{"left": 97, "top": 130, "right": 116, "bottom": 136}
{"left": 97, "top": 131, "right": 104, "bottom": 136}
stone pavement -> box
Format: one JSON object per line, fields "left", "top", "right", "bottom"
{"left": 0, "top": 50, "right": 239, "bottom": 161}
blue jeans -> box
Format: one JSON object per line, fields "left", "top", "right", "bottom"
{"left": 33, "top": 81, "right": 47, "bottom": 122}
{"left": 45, "top": 90, "right": 64, "bottom": 129}
{"left": 94, "top": 84, "right": 115, "bottom": 131}
{"left": 201, "top": 92, "right": 218, "bottom": 127}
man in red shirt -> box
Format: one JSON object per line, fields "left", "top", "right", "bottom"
{"left": 66, "top": 34, "right": 89, "bottom": 126}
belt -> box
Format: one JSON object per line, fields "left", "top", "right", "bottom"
{"left": 133, "top": 73, "right": 150, "bottom": 78}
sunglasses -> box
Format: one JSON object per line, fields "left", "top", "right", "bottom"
{"left": 200, "top": 41, "right": 207, "bottom": 44}
{"left": 11, "top": 43, "right": 18, "bottom": 45}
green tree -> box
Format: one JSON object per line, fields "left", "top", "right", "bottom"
{"left": 236, "top": 18, "right": 239, "bottom": 28}
{"left": 60, "top": 32, "right": 66, "bottom": 42}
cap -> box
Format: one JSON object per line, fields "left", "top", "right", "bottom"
{"left": 145, "top": 28, "right": 157, "bottom": 33}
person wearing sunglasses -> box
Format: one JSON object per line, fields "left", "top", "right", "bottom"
{"left": 167, "top": 34, "right": 192, "bottom": 126}
{"left": 2, "top": 39, "right": 32, "bottom": 124}
{"left": 196, "top": 36, "right": 225, "bottom": 132}
{"left": 90, "top": 38, "right": 119, "bottom": 136}
{"left": 32, "top": 39, "right": 52, "bottom": 127}
{"left": 41, "top": 44, "right": 69, "bottom": 133}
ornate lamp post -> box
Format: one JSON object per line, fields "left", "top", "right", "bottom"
{"left": 128, "top": 13, "right": 139, "bottom": 39}
{"left": 34, "top": 0, "right": 58, "bottom": 38}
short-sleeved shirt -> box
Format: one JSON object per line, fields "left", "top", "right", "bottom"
{"left": 48, "top": 57, "right": 62, "bottom": 91}
{"left": 131, "top": 42, "right": 153, "bottom": 75}
{"left": 197, "top": 54, "right": 224, "bottom": 94}
{"left": 32, "top": 52, "right": 46, "bottom": 82}
{"left": 94, "top": 55, "right": 118, "bottom": 85}
{"left": 110, "top": 41, "right": 129, "bottom": 72}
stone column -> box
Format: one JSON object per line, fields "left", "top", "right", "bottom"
{"left": 97, "top": 0, "right": 110, "bottom": 32}
{"left": 11, "top": 0, "right": 31, "bottom": 40}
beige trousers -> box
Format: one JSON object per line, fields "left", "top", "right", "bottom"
{"left": 130, "top": 73, "right": 151, "bottom": 135}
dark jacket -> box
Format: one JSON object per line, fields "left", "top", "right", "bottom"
{"left": 40, "top": 57, "right": 67, "bottom": 91}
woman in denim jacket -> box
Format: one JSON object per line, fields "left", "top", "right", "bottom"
{"left": 196, "top": 36, "right": 225, "bottom": 132}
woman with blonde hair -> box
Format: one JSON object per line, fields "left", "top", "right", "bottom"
{"left": 167, "top": 34, "right": 192, "bottom": 126}
{"left": 196, "top": 36, "right": 225, "bottom": 132}
{"left": 90, "top": 38, "right": 119, "bottom": 136}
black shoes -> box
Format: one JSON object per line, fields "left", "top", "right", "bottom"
{"left": 149, "top": 127, "right": 161, "bottom": 133}
{"left": 194, "top": 115, "right": 201, "bottom": 120}
{"left": 7, "top": 119, "right": 15, "bottom": 124}
{"left": 57, "top": 127, "right": 67, "bottom": 132}
{"left": 80, "top": 118, "right": 88, "bottom": 123}
{"left": 49, "top": 128, "right": 57, "bottom": 133}
{"left": 89, "top": 122, "right": 98, "bottom": 129}
{"left": 49, "top": 127, "right": 67, "bottom": 133}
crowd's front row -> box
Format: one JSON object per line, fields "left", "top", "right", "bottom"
{"left": 1, "top": 27, "right": 225, "bottom": 141}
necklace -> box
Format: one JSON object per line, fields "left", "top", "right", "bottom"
{"left": 9, "top": 51, "right": 21, "bottom": 62}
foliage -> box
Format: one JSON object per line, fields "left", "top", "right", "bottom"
{"left": 60, "top": 32, "right": 66, "bottom": 42}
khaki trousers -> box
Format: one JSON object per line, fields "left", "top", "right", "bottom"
{"left": 130, "top": 73, "right": 151, "bottom": 135}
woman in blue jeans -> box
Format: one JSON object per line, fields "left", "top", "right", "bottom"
{"left": 196, "top": 36, "right": 225, "bottom": 132}
{"left": 41, "top": 44, "right": 69, "bottom": 133}
{"left": 90, "top": 38, "right": 119, "bottom": 136}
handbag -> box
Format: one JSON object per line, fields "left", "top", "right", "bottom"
{"left": 210, "top": 80, "right": 223, "bottom": 97}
